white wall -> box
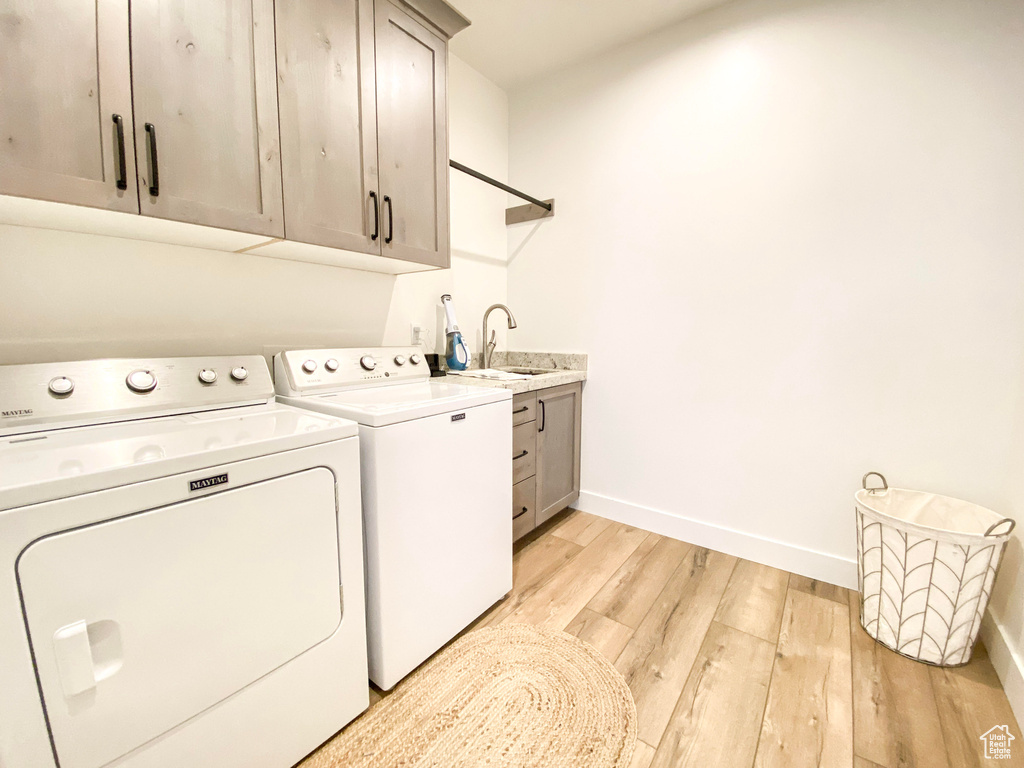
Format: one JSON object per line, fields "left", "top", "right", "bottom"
{"left": 507, "top": 0, "right": 1024, "bottom": 587}
{"left": 0, "top": 54, "right": 508, "bottom": 366}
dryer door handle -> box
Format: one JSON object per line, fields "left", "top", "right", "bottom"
{"left": 52, "top": 619, "right": 123, "bottom": 698}
{"left": 53, "top": 621, "right": 96, "bottom": 698}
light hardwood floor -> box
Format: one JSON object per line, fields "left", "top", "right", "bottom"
{"left": 371, "top": 509, "right": 1024, "bottom": 768}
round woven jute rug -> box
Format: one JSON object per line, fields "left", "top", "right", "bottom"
{"left": 299, "top": 623, "right": 637, "bottom": 768}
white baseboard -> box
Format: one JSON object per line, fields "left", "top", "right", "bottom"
{"left": 982, "top": 612, "right": 1024, "bottom": 729}
{"left": 576, "top": 490, "right": 859, "bottom": 589}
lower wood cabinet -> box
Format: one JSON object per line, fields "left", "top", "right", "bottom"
{"left": 510, "top": 382, "right": 583, "bottom": 542}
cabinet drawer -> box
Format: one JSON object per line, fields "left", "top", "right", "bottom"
{"left": 512, "top": 392, "right": 537, "bottom": 426}
{"left": 512, "top": 421, "right": 536, "bottom": 484}
{"left": 512, "top": 477, "right": 536, "bottom": 542}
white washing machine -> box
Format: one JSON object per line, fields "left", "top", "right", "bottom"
{"left": 0, "top": 356, "right": 368, "bottom": 768}
{"left": 275, "top": 347, "right": 512, "bottom": 690}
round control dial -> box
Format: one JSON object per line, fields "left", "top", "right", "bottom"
{"left": 302, "top": 359, "right": 317, "bottom": 374}
{"left": 126, "top": 369, "right": 157, "bottom": 393}
{"left": 198, "top": 369, "right": 217, "bottom": 384}
{"left": 394, "top": 354, "right": 407, "bottom": 366}
{"left": 231, "top": 367, "right": 248, "bottom": 382}
{"left": 325, "top": 358, "right": 339, "bottom": 372}
{"left": 360, "top": 355, "right": 377, "bottom": 371}
{"left": 409, "top": 353, "right": 422, "bottom": 365}
{"left": 48, "top": 376, "right": 75, "bottom": 396}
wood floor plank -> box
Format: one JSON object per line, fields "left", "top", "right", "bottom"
{"left": 548, "top": 509, "right": 615, "bottom": 546}
{"left": 789, "top": 573, "right": 849, "bottom": 604}
{"left": 615, "top": 547, "right": 737, "bottom": 746}
{"left": 847, "top": 591, "right": 950, "bottom": 768}
{"left": 628, "top": 740, "right": 657, "bottom": 768}
{"left": 930, "top": 642, "right": 1024, "bottom": 768}
{"left": 471, "top": 532, "right": 584, "bottom": 628}
{"left": 564, "top": 607, "right": 634, "bottom": 663}
{"left": 855, "top": 758, "right": 887, "bottom": 768}
{"left": 753, "top": 588, "right": 853, "bottom": 768}
{"left": 504, "top": 521, "right": 649, "bottom": 630}
{"left": 588, "top": 534, "right": 692, "bottom": 629}
{"left": 714, "top": 559, "right": 790, "bottom": 643}
{"left": 650, "top": 621, "right": 775, "bottom": 768}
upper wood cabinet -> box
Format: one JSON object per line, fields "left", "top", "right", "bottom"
{"left": 0, "top": 0, "right": 466, "bottom": 269}
{"left": 375, "top": 0, "right": 449, "bottom": 268}
{"left": 275, "top": 0, "right": 379, "bottom": 254}
{"left": 0, "top": 0, "right": 139, "bottom": 213}
{"left": 276, "top": 0, "right": 452, "bottom": 267}
{"left": 130, "top": 0, "right": 284, "bottom": 237}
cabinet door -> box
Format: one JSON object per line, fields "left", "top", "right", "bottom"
{"left": 374, "top": 0, "right": 449, "bottom": 268}
{"left": 276, "top": 0, "right": 380, "bottom": 253}
{"left": 0, "top": 0, "right": 138, "bottom": 212}
{"left": 129, "top": 0, "right": 284, "bottom": 236}
{"left": 536, "top": 383, "right": 583, "bottom": 525}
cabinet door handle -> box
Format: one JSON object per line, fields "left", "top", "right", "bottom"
{"left": 144, "top": 123, "right": 159, "bottom": 197}
{"left": 512, "top": 406, "right": 529, "bottom": 415}
{"left": 383, "top": 195, "right": 393, "bottom": 243}
{"left": 111, "top": 114, "right": 127, "bottom": 191}
{"left": 538, "top": 400, "right": 546, "bottom": 432}
{"left": 369, "top": 191, "right": 379, "bottom": 241}
{"left": 513, "top": 506, "right": 529, "bottom": 520}
{"left": 513, "top": 450, "right": 529, "bottom": 460}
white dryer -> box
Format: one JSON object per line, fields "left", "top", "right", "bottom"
{"left": 275, "top": 347, "right": 512, "bottom": 690}
{"left": 0, "top": 356, "right": 368, "bottom": 768}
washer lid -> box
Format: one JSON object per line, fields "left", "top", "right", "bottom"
{"left": 281, "top": 380, "right": 511, "bottom": 427}
{"left": 0, "top": 403, "right": 357, "bottom": 511}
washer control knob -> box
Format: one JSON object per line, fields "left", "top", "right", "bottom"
{"left": 394, "top": 354, "right": 407, "bottom": 366}
{"left": 302, "top": 359, "right": 317, "bottom": 374}
{"left": 48, "top": 376, "right": 75, "bottom": 396}
{"left": 126, "top": 369, "right": 157, "bottom": 393}
{"left": 409, "top": 353, "right": 422, "bottom": 365}
{"left": 360, "top": 355, "right": 377, "bottom": 371}
{"left": 231, "top": 367, "right": 248, "bottom": 382}
{"left": 198, "top": 369, "right": 217, "bottom": 384}
{"left": 325, "top": 358, "right": 339, "bottom": 372}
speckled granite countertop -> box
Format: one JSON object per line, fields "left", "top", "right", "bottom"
{"left": 447, "top": 352, "right": 587, "bottom": 395}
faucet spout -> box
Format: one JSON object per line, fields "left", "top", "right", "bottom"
{"left": 482, "top": 304, "right": 517, "bottom": 369}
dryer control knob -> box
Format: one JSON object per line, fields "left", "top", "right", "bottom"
{"left": 198, "top": 369, "right": 218, "bottom": 384}
{"left": 302, "top": 359, "right": 317, "bottom": 374}
{"left": 127, "top": 369, "right": 157, "bottom": 393}
{"left": 231, "top": 367, "right": 248, "bottom": 381}
{"left": 409, "top": 353, "right": 422, "bottom": 365}
{"left": 325, "top": 358, "right": 339, "bottom": 372}
{"left": 394, "top": 355, "right": 407, "bottom": 366}
{"left": 48, "top": 376, "right": 75, "bottom": 396}
{"left": 360, "top": 355, "right": 377, "bottom": 371}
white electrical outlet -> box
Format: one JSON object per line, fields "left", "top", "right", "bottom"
{"left": 411, "top": 323, "right": 424, "bottom": 345}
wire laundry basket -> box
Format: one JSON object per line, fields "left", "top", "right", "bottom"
{"left": 855, "top": 472, "right": 1016, "bottom": 666}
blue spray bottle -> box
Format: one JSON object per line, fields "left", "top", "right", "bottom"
{"left": 441, "top": 294, "right": 470, "bottom": 370}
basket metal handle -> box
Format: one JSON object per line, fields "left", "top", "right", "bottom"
{"left": 862, "top": 471, "right": 888, "bottom": 494}
{"left": 985, "top": 518, "right": 1017, "bottom": 537}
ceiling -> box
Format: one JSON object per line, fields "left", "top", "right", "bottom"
{"left": 448, "top": 0, "right": 733, "bottom": 92}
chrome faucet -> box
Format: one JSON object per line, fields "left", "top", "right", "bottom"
{"left": 482, "top": 304, "right": 517, "bottom": 369}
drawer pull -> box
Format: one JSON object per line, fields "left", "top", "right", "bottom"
{"left": 513, "top": 450, "right": 529, "bottom": 460}
{"left": 513, "top": 406, "right": 529, "bottom": 414}
{"left": 513, "top": 506, "right": 529, "bottom": 520}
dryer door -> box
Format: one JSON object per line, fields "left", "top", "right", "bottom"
{"left": 17, "top": 467, "right": 341, "bottom": 768}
